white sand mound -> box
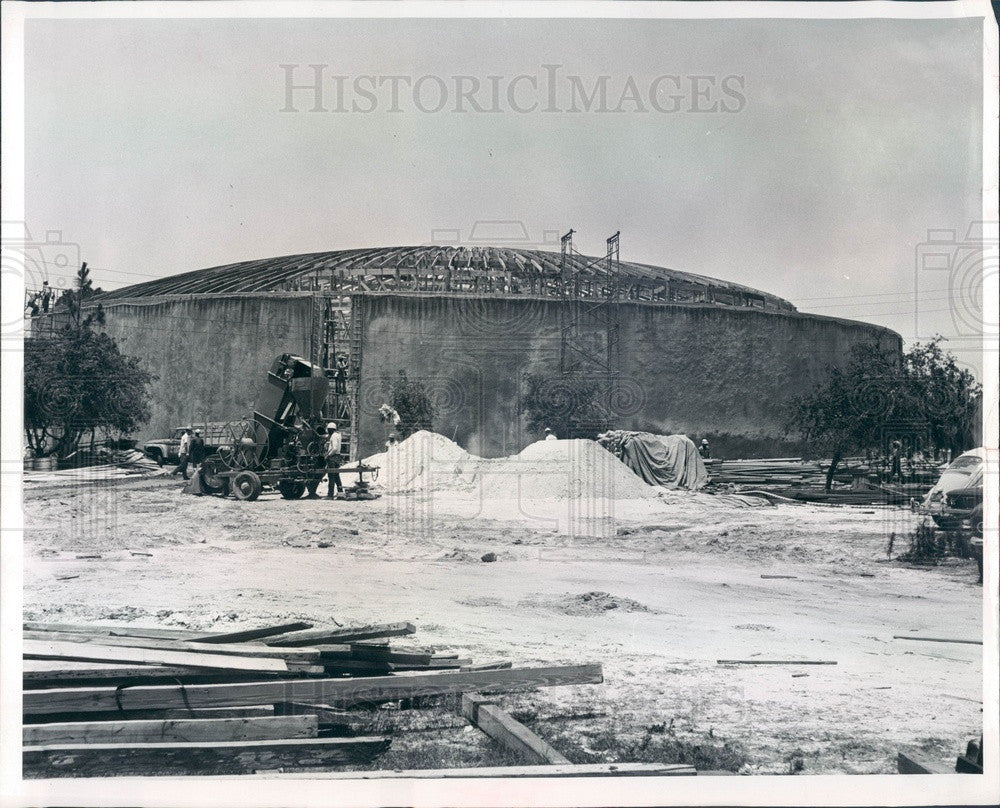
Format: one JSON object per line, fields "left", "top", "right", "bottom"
{"left": 366, "top": 433, "right": 657, "bottom": 502}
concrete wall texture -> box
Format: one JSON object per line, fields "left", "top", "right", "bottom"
{"left": 356, "top": 294, "right": 902, "bottom": 459}
{"left": 97, "top": 291, "right": 900, "bottom": 458}
{"left": 99, "top": 294, "right": 312, "bottom": 442}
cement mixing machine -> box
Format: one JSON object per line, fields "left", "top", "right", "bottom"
{"left": 198, "top": 354, "right": 378, "bottom": 501}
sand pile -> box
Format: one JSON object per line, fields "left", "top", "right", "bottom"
{"left": 366, "top": 433, "right": 657, "bottom": 502}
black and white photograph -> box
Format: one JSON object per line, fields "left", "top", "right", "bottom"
{"left": 1, "top": 1, "right": 997, "bottom": 806}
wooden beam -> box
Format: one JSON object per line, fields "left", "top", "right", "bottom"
{"left": 23, "top": 706, "right": 276, "bottom": 724}
{"left": 231, "top": 762, "right": 696, "bottom": 779}
{"left": 460, "top": 693, "right": 570, "bottom": 765}
{"left": 274, "top": 702, "right": 358, "bottom": 728}
{"left": 23, "top": 736, "right": 391, "bottom": 778}
{"left": 23, "top": 715, "right": 318, "bottom": 745}
{"left": 893, "top": 636, "right": 983, "bottom": 646}
{"left": 24, "top": 664, "right": 604, "bottom": 715}
{"left": 24, "top": 639, "right": 289, "bottom": 673}
{"left": 461, "top": 661, "right": 513, "bottom": 672}
{"left": 22, "top": 631, "right": 321, "bottom": 661}
{"left": 23, "top": 621, "right": 208, "bottom": 640}
{"left": 897, "top": 752, "right": 954, "bottom": 774}
{"left": 189, "top": 622, "right": 313, "bottom": 644}
{"left": 265, "top": 622, "right": 417, "bottom": 647}
{"left": 716, "top": 660, "right": 837, "bottom": 665}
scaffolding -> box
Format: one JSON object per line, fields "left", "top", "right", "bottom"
{"left": 558, "top": 231, "right": 623, "bottom": 436}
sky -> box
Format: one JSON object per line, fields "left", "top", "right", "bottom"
{"left": 23, "top": 16, "right": 986, "bottom": 377}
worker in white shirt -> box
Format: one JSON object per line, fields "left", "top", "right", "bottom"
{"left": 171, "top": 428, "right": 193, "bottom": 480}
{"left": 325, "top": 421, "right": 344, "bottom": 499}
{"left": 544, "top": 427, "right": 557, "bottom": 441}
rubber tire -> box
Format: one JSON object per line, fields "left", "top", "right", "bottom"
{"left": 151, "top": 450, "right": 164, "bottom": 467}
{"left": 305, "top": 479, "right": 320, "bottom": 497}
{"left": 200, "top": 460, "right": 228, "bottom": 496}
{"left": 278, "top": 480, "right": 306, "bottom": 500}
{"left": 232, "top": 471, "right": 262, "bottom": 501}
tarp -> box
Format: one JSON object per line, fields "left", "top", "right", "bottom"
{"left": 601, "top": 431, "right": 709, "bottom": 491}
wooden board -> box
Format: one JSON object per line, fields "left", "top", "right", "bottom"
{"left": 897, "top": 752, "right": 954, "bottom": 774}
{"left": 23, "top": 715, "right": 318, "bottom": 745}
{"left": 231, "top": 762, "right": 697, "bottom": 779}
{"left": 21, "top": 631, "right": 321, "bottom": 661}
{"left": 274, "top": 703, "right": 358, "bottom": 727}
{"left": 716, "top": 659, "right": 837, "bottom": 665}
{"left": 23, "top": 736, "right": 391, "bottom": 778}
{"left": 23, "top": 621, "right": 207, "bottom": 640}
{"left": 23, "top": 706, "right": 276, "bottom": 724}
{"left": 892, "top": 636, "right": 983, "bottom": 646}
{"left": 23, "top": 639, "right": 288, "bottom": 673}
{"left": 265, "top": 622, "right": 417, "bottom": 647}
{"left": 24, "top": 664, "right": 603, "bottom": 715}
{"left": 460, "top": 693, "right": 570, "bottom": 765}
{"left": 461, "top": 661, "right": 512, "bottom": 672}
{"left": 188, "top": 622, "right": 313, "bottom": 644}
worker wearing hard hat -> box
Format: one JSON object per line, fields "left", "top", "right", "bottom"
{"left": 699, "top": 439, "right": 711, "bottom": 459}
{"left": 324, "top": 421, "right": 344, "bottom": 499}
{"left": 544, "top": 428, "right": 558, "bottom": 441}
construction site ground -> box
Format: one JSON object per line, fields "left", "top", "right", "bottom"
{"left": 22, "top": 473, "right": 983, "bottom": 775}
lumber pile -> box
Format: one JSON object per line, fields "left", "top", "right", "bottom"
{"left": 20, "top": 619, "right": 606, "bottom": 778}
{"left": 705, "top": 457, "right": 938, "bottom": 504}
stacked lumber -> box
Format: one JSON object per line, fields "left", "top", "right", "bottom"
{"left": 705, "top": 457, "right": 938, "bottom": 504}
{"left": 20, "top": 619, "right": 601, "bottom": 778}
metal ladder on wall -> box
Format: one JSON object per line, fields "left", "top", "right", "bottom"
{"left": 313, "top": 295, "right": 358, "bottom": 460}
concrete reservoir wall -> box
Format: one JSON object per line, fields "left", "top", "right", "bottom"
{"left": 97, "top": 292, "right": 901, "bottom": 458}
{"left": 98, "top": 294, "right": 313, "bottom": 441}
{"left": 355, "top": 294, "right": 902, "bottom": 459}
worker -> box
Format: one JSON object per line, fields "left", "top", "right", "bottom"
{"left": 888, "top": 440, "right": 903, "bottom": 483}
{"left": 385, "top": 433, "right": 398, "bottom": 451}
{"left": 334, "top": 355, "right": 348, "bottom": 395}
{"left": 699, "top": 439, "right": 711, "bottom": 459}
{"left": 40, "top": 281, "right": 52, "bottom": 313}
{"left": 190, "top": 429, "right": 206, "bottom": 469}
{"left": 325, "top": 421, "right": 344, "bottom": 499}
{"left": 171, "top": 428, "right": 193, "bottom": 480}
{"left": 544, "top": 427, "right": 557, "bottom": 441}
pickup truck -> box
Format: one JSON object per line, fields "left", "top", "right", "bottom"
{"left": 142, "top": 423, "right": 228, "bottom": 466}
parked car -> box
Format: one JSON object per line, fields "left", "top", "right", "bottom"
{"left": 916, "top": 447, "right": 985, "bottom": 528}
{"left": 142, "top": 423, "right": 228, "bottom": 466}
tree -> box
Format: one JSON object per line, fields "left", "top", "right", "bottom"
{"left": 57, "top": 262, "right": 106, "bottom": 331}
{"left": 385, "top": 370, "right": 435, "bottom": 440}
{"left": 24, "top": 264, "right": 153, "bottom": 458}
{"left": 521, "top": 372, "right": 602, "bottom": 440}
{"left": 790, "top": 338, "right": 981, "bottom": 490}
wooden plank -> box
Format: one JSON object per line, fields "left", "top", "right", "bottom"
{"left": 23, "top": 715, "right": 318, "bottom": 745}
{"left": 716, "top": 659, "right": 837, "bottom": 665}
{"left": 897, "top": 752, "right": 954, "bottom": 774}
{"left": 23, "top": 639, "right": 288, "bottom": 673}
{"left": 22, "top": 631, "right": 321, "bottom": 662}
{"left": 265, "top": 622, "right": 417, "bottom": 647}
{"left": 23, "top": 621, "right": 208, "bottom": 640}
{"left": 461, "top": 661, "right": 513, "bottom": 672}
{"left": 24, "top": 664, "right": 604, "bottom": 715}
{"left": 233, "top": 762, "right": 696, "bottom": 779}
{"left": 892, "top": 636, "right": 983, "bottom": 646}
{"left": 23, "top": 736, "right": 390, "bottom": 778}
{"left": 188, "top": 622, "right": 313, "bottom": 644}
{"left": 23, "top": 706, "right": 276, "bottom": 724}
{"left": 274, "top": 703, "right": 357, "bottom": 727}
{"left": 460, "top": 693, "right": 570, "bottom": 765}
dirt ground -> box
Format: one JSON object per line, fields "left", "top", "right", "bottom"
{"left": 21, "top": 471, "right": 984, "bottom": 775}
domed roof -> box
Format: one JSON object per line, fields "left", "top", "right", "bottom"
{"left": 96, "top": 245, "right": 795, "bottom": 310}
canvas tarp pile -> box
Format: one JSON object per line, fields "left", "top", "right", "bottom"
{"left": 597, "top": 431, "right": 709, "bottom": 491}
